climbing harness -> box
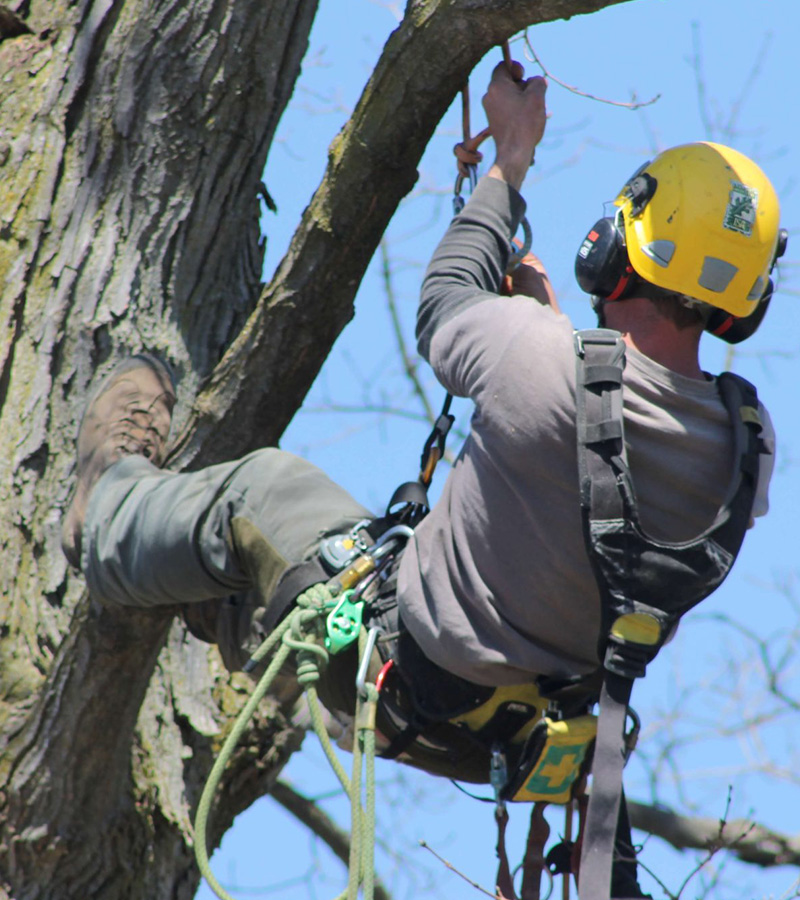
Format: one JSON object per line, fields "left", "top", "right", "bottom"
{"left": 573, "top": 328, "right": 763, "bottom": 899}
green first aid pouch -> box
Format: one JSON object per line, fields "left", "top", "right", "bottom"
{"left": 502, "top": 714, "right": 597, "bottom": 804}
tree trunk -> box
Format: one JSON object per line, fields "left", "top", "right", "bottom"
{"left": 0, "top": 1, "right": 633, "bottom": 898}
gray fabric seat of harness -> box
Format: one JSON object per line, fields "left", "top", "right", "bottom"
{"left": 573, "top": 328, "right": 761, "bottom": 900}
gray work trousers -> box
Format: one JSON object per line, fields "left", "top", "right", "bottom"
{"left": 82, "top": 448, "right": 371, "bottom": 669}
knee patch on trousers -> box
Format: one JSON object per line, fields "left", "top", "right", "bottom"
{"left": 213, "top": 517, "right": 292, "bottom": 668}
{"left": 230, "top": 516, "right": 290, "bottom": 598}
{"left": 182, "top": 517, "right": 290, "bottom": 654}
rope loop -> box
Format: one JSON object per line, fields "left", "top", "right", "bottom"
{"left": 195, "top": 583, "right": 388, "bottom": 900}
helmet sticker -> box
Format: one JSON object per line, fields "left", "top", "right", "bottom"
{"left": 723, "top": 181, "right": 759, "bottom": 236}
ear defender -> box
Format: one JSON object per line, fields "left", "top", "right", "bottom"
{"left": 704, "top": 227, "right": 788, "bottom": 344}
{"left": 705, "top": 289, "right": 773, "bottom": 344}
{"left": 576, "top": 215, "right": 788, "bottom": 345}
{"left": 574, "top": 217, "right": 638, "bottom": 302}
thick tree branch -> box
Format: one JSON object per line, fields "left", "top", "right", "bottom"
{"left": 168, "top": 0, "right": 635, "bottom": 470}
{"left": 629, "top": 799, "right": 800, "bottom": 869}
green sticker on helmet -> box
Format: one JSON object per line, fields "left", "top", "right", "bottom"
{"left": 724, "top": 180, "right": 758, "bottom": 236}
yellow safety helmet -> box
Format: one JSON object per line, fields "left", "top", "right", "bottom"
{"left": 614, "top": 142, "right": 781, "bottom": 318}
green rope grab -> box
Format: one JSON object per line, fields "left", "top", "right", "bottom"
{"left": 193, "top": 581, "right": 382, "bottom": 900}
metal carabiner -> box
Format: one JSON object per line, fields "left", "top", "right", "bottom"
{"left": 453, "top": 163, "right": 478, "bottom": 216}
{"left": 490, "top": 742, "right": 508, "bottom": 816}
{"left": 371, "top": 524, "right": 415, "bottom": 560}
{"left": 506, "top": 215, "right": 533, "bottom": 272}
{"left": 624, "top": 706, "right": 641, "bottom": 761}
{"left": 355, "top": 625, "right": 383, "bottom": 698}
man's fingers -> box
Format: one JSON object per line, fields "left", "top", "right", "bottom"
{"left": 508, "top": 60, "right": 525, "bottom": 82}
{"left": 490, "top": 59, "right": 524, "bottom": 83}
{"left": 523, "top": 75, "right": 547, "bottom": 96}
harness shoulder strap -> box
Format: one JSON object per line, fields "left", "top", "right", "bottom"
{"left": 575, "top": 329, "right": 763, "bottom": 660}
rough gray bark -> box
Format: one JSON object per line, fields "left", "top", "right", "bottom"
{"left": 0, "top": 1, "right": 318, "bottom": 897}
{"left": 0, "top": 2, "right": 635, "bottom": 899}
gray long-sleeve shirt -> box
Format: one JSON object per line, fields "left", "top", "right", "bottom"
{"left": 396, "top": 176, "right": 774, "bottom": 686}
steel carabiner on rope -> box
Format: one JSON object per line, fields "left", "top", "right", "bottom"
{"left": 507, "top": 215, "right": 533, "bottom": 273}
{"left": 453, "top": 162, "right": 478, "bottom": 216}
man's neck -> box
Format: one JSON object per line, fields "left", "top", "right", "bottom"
{"left": 602, "top": 297, "right": 706, "bottom": 381}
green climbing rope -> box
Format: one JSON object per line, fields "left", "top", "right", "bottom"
{"left": 194, "top": 580, "right": 381, "bottom": 900}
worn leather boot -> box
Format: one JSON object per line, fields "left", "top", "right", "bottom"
{"left": 61, "top": 354, "right": 176, "bottom": 569}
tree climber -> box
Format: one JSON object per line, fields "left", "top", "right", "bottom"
{"left": 61, "top": 62, "right": 780, "bottom": 898}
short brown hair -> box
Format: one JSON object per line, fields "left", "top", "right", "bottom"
{"left": 639, "top": 283, "right": 706, "bottom": 330}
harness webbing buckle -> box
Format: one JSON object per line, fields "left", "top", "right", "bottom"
{"left": 573, "top": 327, "right": 622, "bottom": 359}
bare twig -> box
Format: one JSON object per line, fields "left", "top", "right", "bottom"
{"left": 419, "top": 840, "right": 505, "bottom": 899}
{"left": 380, "top": 239, "right": 436, "bottom": 425}
{"left": 628, "top": 796, "right": 800, "bottom": 868}
{"left": 523, "top": 33, "right": 660, "bottom": 110}
{"left": 723, "top": 31, "right": 773, "bottom": 137}
{"left": 689, "top": 22, "right": 714, "bottom": 139}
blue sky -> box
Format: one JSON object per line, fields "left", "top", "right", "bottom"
{"left": 197, "top": 1, "right": 800, "bottom": 898}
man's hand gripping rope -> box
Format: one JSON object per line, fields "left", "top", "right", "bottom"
{"left": 453, "top": 49, "right": 543, "bottom": 269}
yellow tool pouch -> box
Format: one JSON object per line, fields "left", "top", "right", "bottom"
{"left": 502, "top": 714, "right": 597, "bottom": 804}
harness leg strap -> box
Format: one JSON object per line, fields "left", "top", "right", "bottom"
{"left": 495, "top": 807, "right": 516, "bottom": 900}
{"left": 577, "top": 672, "right": 634, "bottom": 900}
{"left": 521, "top": 801, "right": 550, "bottom": 900}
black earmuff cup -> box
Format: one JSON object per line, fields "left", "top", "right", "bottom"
{"left": 575, "top": 217, "right": 632, "bottom": 299}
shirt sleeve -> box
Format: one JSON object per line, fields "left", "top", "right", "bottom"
{"left": 427, "top": 294, "right": 571, "bottom": 401}
{"left": 416, "top": 176, "right": 526, "bottom": 363}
